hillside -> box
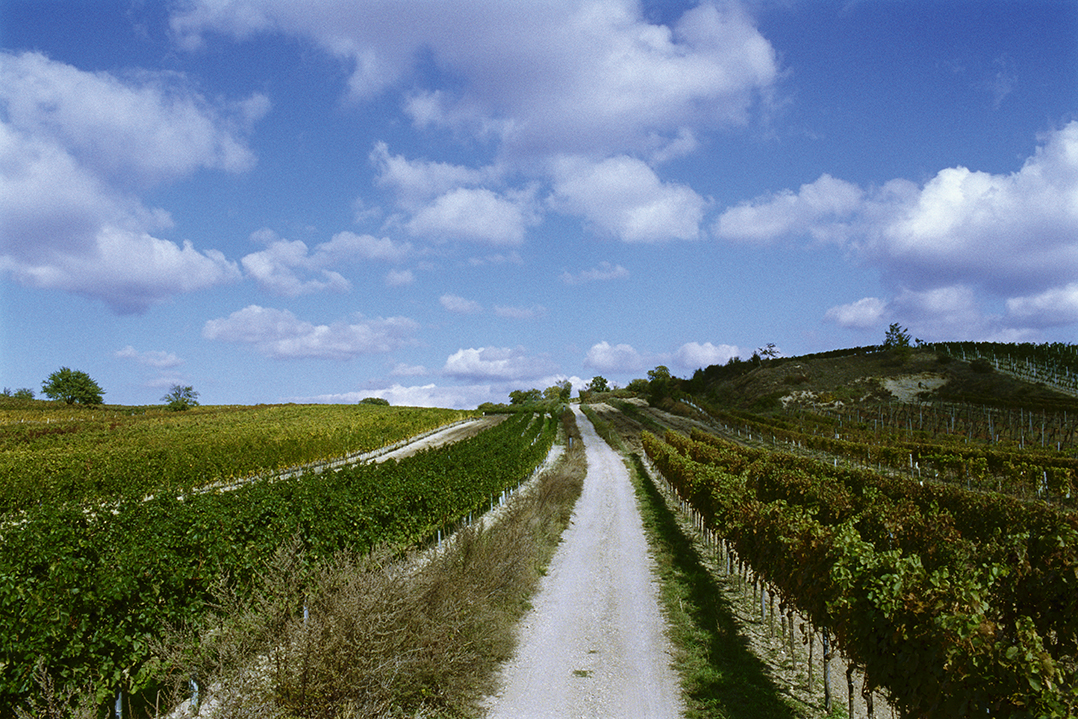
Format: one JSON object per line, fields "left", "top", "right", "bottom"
{"left": 695, "top": 347, "right": 1078, "bottom": 414}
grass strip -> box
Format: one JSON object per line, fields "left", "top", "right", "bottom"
{"left": 146, "top": 410, "right": 586, "bottom": 719}
{"left": 626, "top": 450, "right": 819, "bottom": 719}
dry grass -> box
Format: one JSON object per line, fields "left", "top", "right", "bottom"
{"left": 154, "top": 410, "right": 586, "bottom": 718}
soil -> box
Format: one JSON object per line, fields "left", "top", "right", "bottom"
{"left": 482, "top": 406, "right": 683, "bottom": 719}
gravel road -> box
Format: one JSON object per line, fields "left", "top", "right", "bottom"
{"left": 483, "top": 406, "right": 683, "bottom": 719}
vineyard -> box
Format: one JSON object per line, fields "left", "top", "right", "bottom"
{"left": 0, "top": 405, "right": 558, "bottom": 714}
{"left": 697, "top": 402, "right": 1078, "bottom": 504}
{"left": 634, "top": 345, "right": 1078, "bottom": 717}
{"left": 0, "top": 403, "right": 471, "bottom": 512}
{"left": 643, "top": 427, "right": 1078, "bottom": 716}
{"left": 930, "top": 341, "right": 1078, "bottom": 398}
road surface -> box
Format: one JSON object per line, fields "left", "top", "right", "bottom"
{"left": 484, "top": 405, "right": 683, "bottom": 718}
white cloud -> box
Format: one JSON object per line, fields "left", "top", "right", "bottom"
{"left": 714, "top": 174, "right": 863, "bottom": 244}
{"left": 550, "top": 155, "right": 705, "bottom": 242}
{"left": 390, "top": 363, "right": 429, "bottom": 377}
{"left": 0, "top": 51, "right": 264, "bottom": 187}
{"left": 115, "top": 345, "right": 185, "bottom": 368}
{"left": 241, "top": 235, "right": 349, "bottom": 297}
{"left": 172, "top": 1, "right": 778, "bottom": 158}
{"left": 560, "top": 261, "right": 630, "bottom": 285}
{"left": 407, "top": 187, "right": 534, "bottom": 245}
{"left": 294, "top": 383, "right": 495, "bottom": 410}
{"left": 202, "top": 305, "right": 419, "bottom": 359}
{"left": 673, "top": 342, "right": 741, "bottom": 369}
{"left": 584, "top": 341, "right": 647, "bottom": 373}
{"left": 371, "top": 142, "right": 499, "bottom": 210}
{"left": 442, "top": 346, "right": 557, "bottom": 381}
{"left": 861, "top": 124, "right": 1078, "bottom": 295}
{"left": 494, "top": 304, "right": 547, "bottom": 319}
{"left": 889, "top": 285, "right": 998, "bottom": 341}
{"left": 0, "top": 222, "right": 241, "bottom": 314}
{"left": 0, "top": 51, "right": 260, "bottom": 312}
{"left": 714, "top": 122, "right": 1078, "bottom": 335}
{"left": 240, "top": 229, "right": 411, "bottom": 296}
{"left": 1006, "top": 283, "right": 1078, "bottom": 327}
{"left": 440, "top": 293, "right": 482, "bottom": 314}
{"left": 318, "top": 231, "right": 412, "bottom": 263}
{"left": 385, "top": 268, "right": 415, "bottom": 286}
{"left": 823, "top": 297, "right": 887, "bottom": 330}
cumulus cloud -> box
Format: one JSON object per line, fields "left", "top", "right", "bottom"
{"left": 0, "top": 51, "right": 264, "bottom": 187}
{"left": 584, "top": 341, "right": 647, "bottom": 373}
{"left": 550, "top": 155, "right": 706, "bottom": 242}
{"left": 407, "top": 186, "right": 534, "bottom": 245}
{"left": 862, "top": 124, "right": 1078, "bottom": 296}
{"left": 172, "top": 3, "right": 774, "bottom": 251}
{"left": 240, "top": 229, "right": 411, "bottom": 296}
{"left": 294, "top": 383, "right": 496, "bottom": 410}
{"left": 1006, "top": 283, "right": 1078, "bottom": 328}
{"left": 442, "top": 346, "right": 557, "bottom": 381}
{"left": 673, "top": 342, "right": 741, "bottom": 369}
{"left": 823, "top": 297, "right": 887, "bottom": 330}
{"left": 390, "top": 363, "right": 429, "bottom": 377}
{"left": 202, "top": 305, "right": 419, "bottom": 359}
{"left": 714, "top": 174, "right": 863, "bottom": 244}
{"left": 560, "top": 261, "right": 630, "bottom": 285}
{"left": 371, "top": 142, "right": 500, "bottom": 210}
{"left": 115, "top": 345, "right": 185, "bottom": 368}
{"left": 440, "top": 293, "right": 482, "bottom": 314}
{"left": 385, "top": 268, "right": 415, "bottom": 286}
{"left": 0, "top": 51, "right": 261, "bottom": 312}
{"left": 494, "top": 304, "right": 547, "bottom": 319}
{"left": 715, "top": 122, "right": 1078, "bottom": 337}
{"left": 172, "top": 1, "right": 778, "bottom": 159}
{"left": 888, "top": 285, "right": 1000, "bottom": 341}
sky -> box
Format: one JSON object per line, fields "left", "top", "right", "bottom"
{"left": 1, "top": 0, "right": 1076, "bottom": 409}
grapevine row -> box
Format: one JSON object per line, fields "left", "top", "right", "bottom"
{"left": 643, "top": 429, "right": 1078, "bottom": 717}
{"left": 695, "top": 401, "right": 1078, "bottom": 503}
{"left": 0, "top": 410, "right": 556, "bottom": 712}
{"left": 0, "top": 404, "right": 470, "bottom": 513}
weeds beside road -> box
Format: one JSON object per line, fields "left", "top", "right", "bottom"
{"left": 150, "top": 410, "right": 585, "bottom": 719}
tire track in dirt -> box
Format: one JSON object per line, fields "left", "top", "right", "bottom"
{"left": 483, "top": 406, "right": 682, "bottom": 719}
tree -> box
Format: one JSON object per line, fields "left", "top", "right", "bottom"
{"left": 883, "top": 323, "right": 912, "bottom": 364}
{"left": 359, "top": 396, "right": 390, "bottom": 406}
{"left": 586, "top": 376, "right": 610, "bottom": 394}
{"left": 883, "top": 323, "right": 911, "bottom": 349}
{"left": 42, "top": 367, "right": 105, "bottom": 405}
{"left": 162, "top": 384, "right": 199, "bottom": 411}
{"left": 647, "top": 365, "right": 671, "bottom": 383}
{"left": 543, "top": 380, "right": 572, "bottom": 403}
{"left": 757, "top": 343, "right": 780, "bottom": 360}
{"left": 646, "top": 365, "right": 675, "bottom": 404}
{"left": 509, "top": 388, "right": 542, "bottom": 405}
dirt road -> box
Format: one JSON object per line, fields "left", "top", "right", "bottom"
{"left": 484, "top": 406, "right": 683, "bottom": 719}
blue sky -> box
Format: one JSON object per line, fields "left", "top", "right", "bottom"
{"left": 1, "top": 0, "right": 1076, "bottom": 408}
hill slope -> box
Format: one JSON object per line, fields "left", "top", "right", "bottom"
{"left": 696, "top": 347, "right": 1078, "bottom": 413}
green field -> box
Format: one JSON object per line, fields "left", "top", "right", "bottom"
{"left": 0, "top": 402, "right": 472, "bottom": 512}
{"left": 0, "top": 402, "right": 556, "bottom": 714}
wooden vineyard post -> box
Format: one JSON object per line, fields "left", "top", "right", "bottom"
{"left": 823, "top": 630, "right": 832, "bottom": 713}
{"left": 847, "top": 664, "right": 855, "bottom": 719}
